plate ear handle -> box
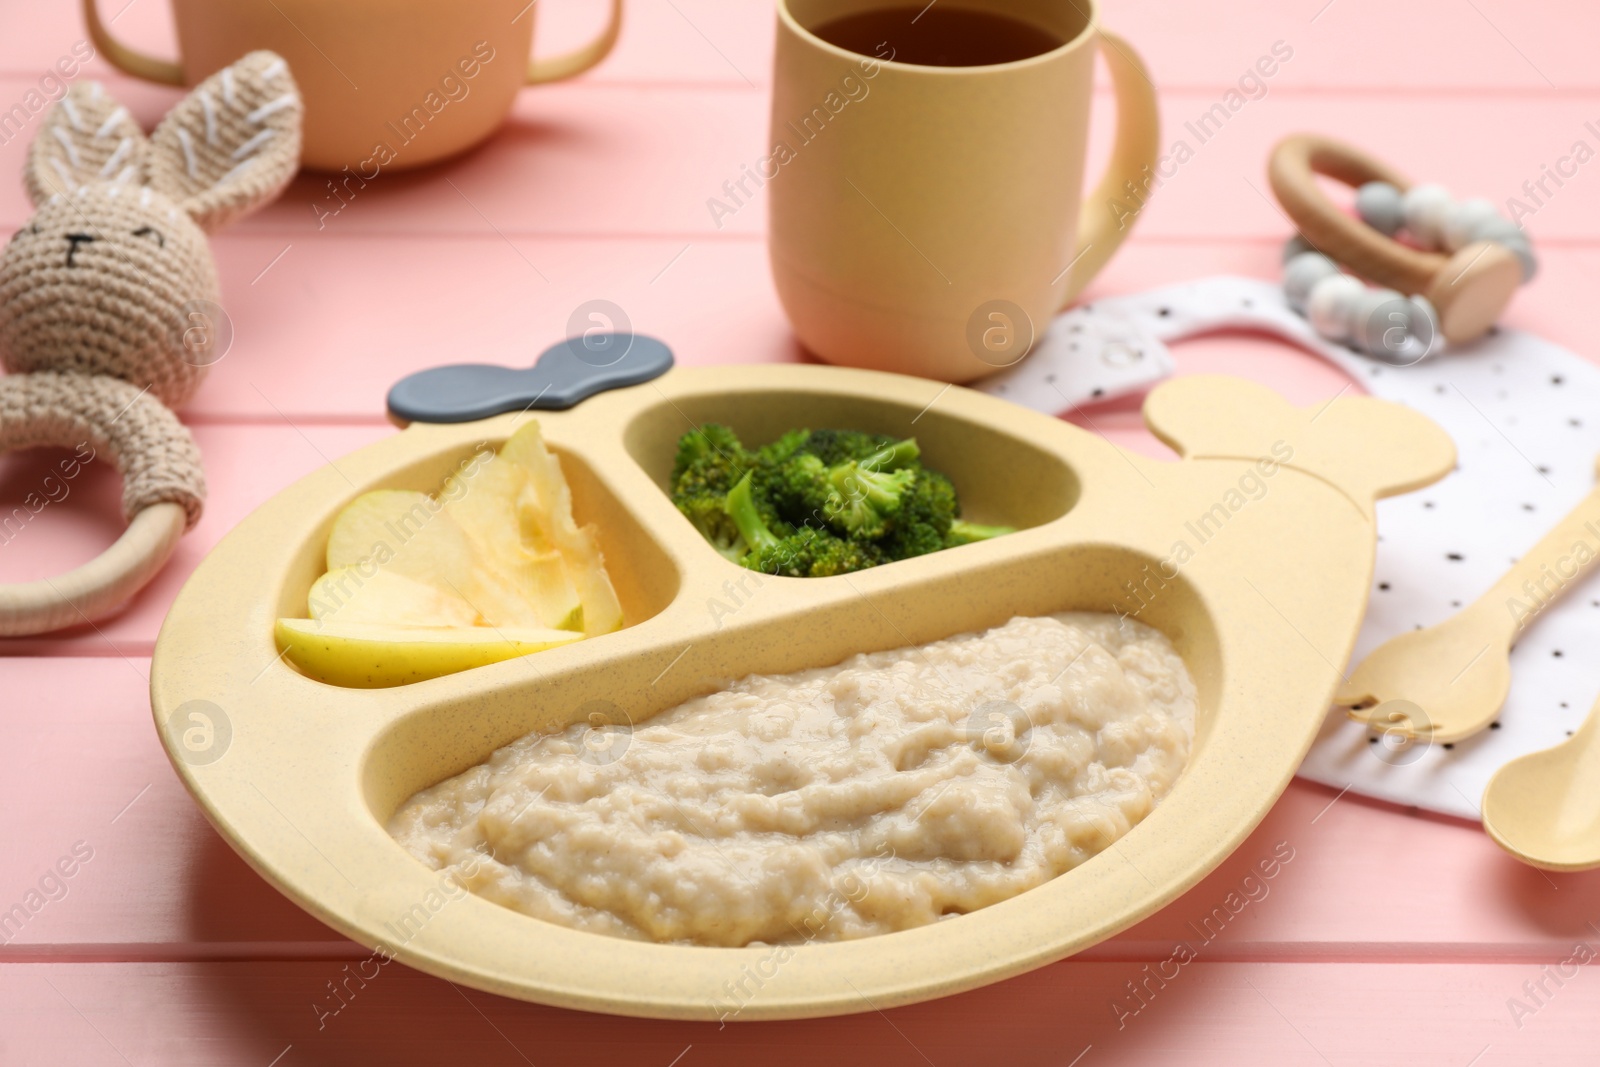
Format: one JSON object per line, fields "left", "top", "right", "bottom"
{"left": 1144, "top": 375, "right": 1455, "bottom": 512}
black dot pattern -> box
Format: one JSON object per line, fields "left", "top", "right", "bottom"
{"left": 976, "top": 276, "right": 1600, "bottom": 821}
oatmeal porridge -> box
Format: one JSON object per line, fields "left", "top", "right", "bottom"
{"left": 389, "top": 612, "right": 1196, "bottom": 946}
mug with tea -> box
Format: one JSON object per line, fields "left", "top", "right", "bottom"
{"left": 768, "top": 0, "right": 1160, "bottom": 382}
{"left": 84, "top": 0, "right": 623, "bottom": 172}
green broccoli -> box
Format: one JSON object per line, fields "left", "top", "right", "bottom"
{"left": 877, "top": 468, "right": 957, "bottom": 559}
{"left": 743, "top": 521, "right": 884, "bottom": 577}
{"left": 668, "top": 428, "right": 742, "bottom": 489}
{"left": 803, "top": 531, "right": 885, "bottom": 576}
{"left": 797, "top": 429, "right": 896, "bottom": 466}
{"left": 670, "top": 424, "right": 751, "bottom": 496}
{"left": 670, "top": 424, "right": 1010, "bottom": 576}
{"left": 765, "top": 451, "right": 828, "bottom": 521}
{"left": 726, "top": 471, "right": 876, "bottom": 577}
{"left": 824, "top": 461, "right": 916, "bottom": 538}
{"left": 770, "top": 437, "right": 922, "bottom": 538}
{"left": 670, "top": 424, "right": 760, "bottom": 558}
{"left": 947, "top": 519, "right": 1016, "bottom": 546}
{"left": 677, "top": 493, "right": 747, "bottom": 561}
{"left": 753, "top": 428, "right": 812, "bottom": 467}
{"left": 724, "top": 471, "right": 782, "bottom": 554}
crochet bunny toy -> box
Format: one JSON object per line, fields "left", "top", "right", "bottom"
{"left": 0, "top": 51, "right": 302, "bottom": 635}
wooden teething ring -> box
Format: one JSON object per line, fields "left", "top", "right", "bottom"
{"left": 1268, "top": 133, "right": 1523, "bottom": 345}
{"left": 0, "top": 375, "right": 201, "bottom": 637}
{"left": 0, "top": 501, "right": 185, "bottom": 636}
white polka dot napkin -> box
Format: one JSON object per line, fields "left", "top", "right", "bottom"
{"left": 976, "top": 275, "right": 1600, "bottom": 821}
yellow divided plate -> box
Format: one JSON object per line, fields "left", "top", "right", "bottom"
{"left": 150, "top": 365, "right": 1453, "bottom": 1020}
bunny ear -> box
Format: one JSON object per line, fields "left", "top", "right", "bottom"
{"left": 23, "top": 81, "right": 150, "bottom": 204}
{"left": 144, "top": 51, "right": 303, "bottom": 232}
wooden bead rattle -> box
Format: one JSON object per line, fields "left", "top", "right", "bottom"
{"left": 1269, "top": 133, "right": 1526, "bottom": 346}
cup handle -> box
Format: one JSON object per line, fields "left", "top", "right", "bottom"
{"left": 82, "top": 0, "right": 184, "bottom": 85}
{"left": 1057, "top": 30, "right": 1160, "bottom": 308}
{"left": 526, "top": 0, "right": 624, "bottom": 84}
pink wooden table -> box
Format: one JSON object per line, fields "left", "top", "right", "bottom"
{"left": 5, "top": 0, "right": 1600, "bottom": 1062}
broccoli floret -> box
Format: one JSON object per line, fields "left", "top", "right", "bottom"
{"left": 798, "top": 429, "right": 896, "bottom": 466}
{"left": 671, "top": 424, "right": 1000, "bottom": 575}
{"left": 742, "top": 521, "right": 884, "bottom": 577}
{"left": 804, "top": 530, "right": 885, "bottom": 576}
{"left": 910, "top": 467, "right": 958, "bottom": 526}
{"left": 728, "top": 471, "right": 869, "bottom": 577}
{"left": 878, "top": 469, "right": 958, "bottom": 560}
{"left": 671, "top": 424, "right": 762, "bottom": 557}
{"left": 727, "top": 471, "right": 883, "bottom": 577}
{"left": 947, "top": 520, "right": 1016, "bottom": 546}
{"left": 761, "top": 451, "right": 825, "bottom": 522}
{"left": 862, "top": 437, "right": 922, "bottom": 472}
{"left": 754, "top": 428, "right": 811, "bottom": 467}
{"left": 750, "top": 429, "right": 815, "bottom": 517}
{"left": 824, "top": 461, "right": 916, "bottom": 538}
{"left": 723, "top": 470, "right": 793, "bottom": 551}
{"left": 676, "top": 494, "right": 746, "bottom": 561}
{"left": 772, "top": 437, "right": 922, "bottom": 538}
{"left": 670, "top": 424, "right": 751, "bottom": 497}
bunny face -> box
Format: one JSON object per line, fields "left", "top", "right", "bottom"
{"left": 0, "top": 52, "right": 302, "bottom": 410}
{"left": 1, "top": 185, "right": 218, "bottom": 407}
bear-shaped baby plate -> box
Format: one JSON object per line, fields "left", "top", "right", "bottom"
{"left": 151, "top": 365, "right": 1453, "bottom": 1019}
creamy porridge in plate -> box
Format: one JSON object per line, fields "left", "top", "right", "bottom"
{"left": 389, "top": 612, "right": 1196, "bottom": 946}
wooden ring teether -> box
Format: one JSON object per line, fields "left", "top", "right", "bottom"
{"left": 1268, "top": 133, "right": 1523, "bottom": 345}
{"left": 0, "top": 501, "right": 185, "bottom": 636}
{"left": 0, "top": 374, "right": 204, "bottom": 636}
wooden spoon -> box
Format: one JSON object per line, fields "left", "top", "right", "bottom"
{"left": 1482, "top": 693, "right": 1600, "bottom": 871}
{"left": 1337, "top": 455, "right": 1600, "bottom": 744}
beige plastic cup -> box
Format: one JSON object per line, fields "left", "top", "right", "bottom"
{"left": 768, "top": 0, "right": 1160, "bottom": 383}
{"left": 83, "top": 0, "right": 622, "bottom": 172}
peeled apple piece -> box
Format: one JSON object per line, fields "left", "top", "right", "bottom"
{"left": 279, "top": 418, "right": 624, "bottom": 686}
{"left": 497, "top": 421, "right": 624, "bottom": 636}
{"left": 326, "top": 489, "right": 430, "bottom": 571}
{"left": 441, "top": 451, "right": 584, "bottom": 632}
{"left": 274, "top": 618, "right": 583, "bottom": 688}
{"left": 308, "top": 567, "right": 479, "bottom": 628}
{"left": 323, "top": 487, "right": 549, "bottom": 629}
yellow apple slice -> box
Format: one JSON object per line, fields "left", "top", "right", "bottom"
{"left": 323, "top": 489, "right": 543, "bottom": 629}
{"left": 326, "top": 489, "right": 432, "bottom": 570}
{"left": 555, "top": 524, "right": 619, "bottom": 636}
{"left": 499, "top": 422, "right": 624, "bottom": 635}
{"left": 275, "top": 618, "right": 583, "bottom": 688}
{"left": 441, "top": 456, "right": 584, "bottom": 631}
{"left": 307, "top": 567, "right": 479, "bottom": 627}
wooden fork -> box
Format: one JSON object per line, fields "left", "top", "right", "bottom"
{"left": 1338, "top": 456, "right": 1600, "bottom": 744}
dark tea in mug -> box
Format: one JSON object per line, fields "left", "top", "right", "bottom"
{"left": 809, "top": 5, "right": 1066, "bottom": 66}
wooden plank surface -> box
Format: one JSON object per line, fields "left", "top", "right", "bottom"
{"left": 3, "top": 0, "right": 1598, "bottom": 1060}
{"left": 5, "top": 960, "right": 1600, "bottom": 1066}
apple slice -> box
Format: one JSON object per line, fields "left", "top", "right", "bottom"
{"left": 275, "top": 618, "right": 583, "bottom": 689}
{"left": 326, "top": 489, "right": 431, "bottom": 570}
{"left": 308, "top": 567, "right": 479, "bottom": 628}
{"left": 441, "top": 455, "right": 584, "bottom": 631}
{"left": 323, "top": 489, "right": 543, "bottom": 628}
{"left": 498, "top": 422, "right": 624, "bottom": 636}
